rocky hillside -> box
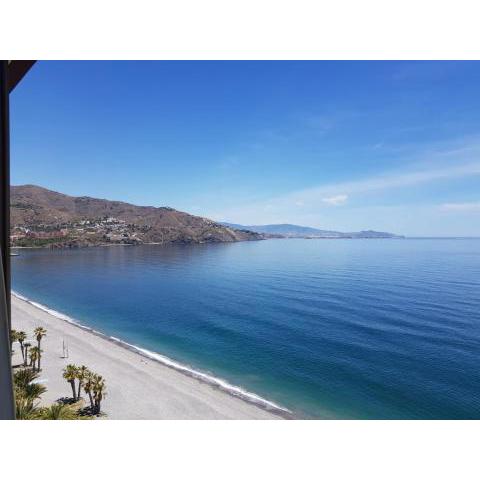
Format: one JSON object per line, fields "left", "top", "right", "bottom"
{"left": 10, "top": 185, "right": 263, "bottom": 248}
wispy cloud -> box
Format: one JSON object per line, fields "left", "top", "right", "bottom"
{"left": 440, "top": 202, "right": 480, "bottom": 212}
{"left": 283, "top": 161, "right": 480, "bottom": 206}
{"left": 291, "top": 162, "right": 480, "bottom": 198}
{"left": 205, "top": 136, "right": 480, "bottom": 234}
{"left": 212, "top": 160, "right": 480, "bottom": 225}
{"left": 322, "top": 194, "right": 348, "bottom": 206}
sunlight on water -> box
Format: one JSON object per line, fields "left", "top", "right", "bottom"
{"left": 11, "top": 238, "right": 480, "bottom": 418}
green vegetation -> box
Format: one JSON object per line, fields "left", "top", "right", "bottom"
{"left": 14, "top": 236, "right": 70, "bottom": 247}
{"left": 40, "top": 403, "right": 83, "bottom": 420}
{"left": 13, "top": 368, "right": 46, "bottom": 419}
{"left": 11, "top": 201, "right": 35, "bottom": 210}
{"left": 34, "top": 326, "right": 47, "bottom": 370}
{"left": 63, "top": 364, "right": 78, "bottom": 399}
{"left": 13, "top": 368, "right": 84, "bottom": 420}
{"left": 29, "top": 346, "right": 41, "bottom": 371}
{"left": 76, "top": 365, "right": 89, "bottom": 401}
{"left": 23, "top": 341, "right": 31, "bottom": 367}
{"left": 11, "top": 327, "right": 106, "bottom": 419}
{"left": 10, "top": 329, "right": 18, "bottom": 354}
{"left": 63, "top": 364, "right": 106, "bottom": 415}
{"left": 16, "top": 331, "right": 27, "bottom": 363}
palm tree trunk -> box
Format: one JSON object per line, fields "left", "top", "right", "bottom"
{"left": 69, "top": 380, "right": 76, "bottom": 400}
{"left": 37, "top": 340, "right": 41, "bottom": 371}
{"left": 20, "top": 343, "right": 24, "bottom": 363}
{"left": 88, "top": 392, "right": 94, "bottom": 411}
{"left": 77, "top": 384, "right": 81, "bottom": 401}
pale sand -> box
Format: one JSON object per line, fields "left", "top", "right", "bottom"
{"left": 11, "top": 295, "right": 284, "bottom": 419}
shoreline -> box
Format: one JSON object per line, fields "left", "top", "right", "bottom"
{"left": 11, "top": 292, "right": 292, "bottom": 420}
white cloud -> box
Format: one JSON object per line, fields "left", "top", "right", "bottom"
{"left": 213, "top": 161, "right": 480, "bottom": 225}
{"left": 209, "top": 136, "right": 480, "bottom": 229}
{"left": 440, "top": 202, "right": 480, "bottom": 212}
{"left": 295, "top": 162, "right": 480, "bottom": 202}
{"left": 322, "top": 194, "right": 348, "bottom": 206}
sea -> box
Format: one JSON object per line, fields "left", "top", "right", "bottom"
{"left": 11, "top": 238, "right": 480, "bottom": 419}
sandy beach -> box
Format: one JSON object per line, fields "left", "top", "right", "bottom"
{"left": 11, "top": 295, "right": 285, "bottom": 419}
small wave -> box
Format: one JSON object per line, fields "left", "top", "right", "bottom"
{"left": 11, "top": 290, "right": 291, "bottom": 416}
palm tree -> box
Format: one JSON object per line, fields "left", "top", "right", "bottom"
{"left": 13, "top": 367, "right": 38, "bottom": 389}
{"left": 83, "top": 371, "right": 95, "bottom": 411}
{"left": 13, "top": 368, "right": 45, "bottom": 419}
{"left": 15, "top": 401, "right": 41, "bottom": 420}
{"left": 29, "top": 346, "right": 40, "bottom": 372}
{"left": 92, "top": 374, "right": 106, "bottom": 415}
{"left": 39, "top": 403, "right": 81, "bottom": 420}
{"left": 10, "top": 329, "right": 18, "bottom": 354}
{"left": 22, "top": 382, "right": 47, "bottom": 404}
{"left": 63, "top": 364, "right": 78, "bottom": 400}
{"left": 76, "top": 365, "right": 89, "bottom": 401}
{"left": 23, "top": 342, "right": 31, "bottom": 367}
{"left": 34, "top": 327, "right": 47, "bottom": 371}
{"left": 17, "top": 331, "right": 27, "bottom": 363}
{"left": 13, "top": 367, "right": 90, "bottom": 421}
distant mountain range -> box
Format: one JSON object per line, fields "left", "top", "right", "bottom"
{"left": 10, "top": 185, "right": 263, "bottom": 248}
{"left": 9, "top": 185, "right": 403, "bottom": 249}
{"left": 220, "top": 222, "right": 403, "bottom": 239}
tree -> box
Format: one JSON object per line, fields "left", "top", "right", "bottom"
{"left": 76, "top": 365, "right": 89, "bottom": 401}
{"left": 29, "top": 346, "right": 41, "bottom": 372}
{"left": 13, "top": 367, "right": 38, "bottom": 389}
{"left": 15, "top": 401, "right": 41, "bottom": 420}
{"left": 17, "top": 331, "right": 27, "bottom": 363}
{"left": 34, "top": 327, "right": 47, "bottom": 371}
{"left": 63, "top": 364, "right": 78, "bottom": 400}
{"left": 83, "top": 370, "right": 95, "bottom": 412}
{"left": 13, "top": 367, "right": 95, "bottom": 421}
{"left": 13, "top": 368, "right": 45, "bottom": 419}
{"left": 23, "top": 342, "right": 31, "bottom": 367}
{"left": 22, "top": 382, "right": 47, "bottom": 404}
{"left": 10, "top": 329, "right": 18, "bottom": 354}
{"left": 39, "top": 403, "right": 81, "bottom": 420}
{"left": 92, "top": 374, "right": 106, "bottom": 415}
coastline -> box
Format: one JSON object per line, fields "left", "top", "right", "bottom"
{"left": 11, "top": 292, "right": 291, "bottom": 419}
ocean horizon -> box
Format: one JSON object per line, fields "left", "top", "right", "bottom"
{"left": 11, "top": 238, "right": 480, "bottom": 419}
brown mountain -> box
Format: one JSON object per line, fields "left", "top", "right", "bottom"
{"left": 10, "top": 185, "right": 263, "bottom": 248}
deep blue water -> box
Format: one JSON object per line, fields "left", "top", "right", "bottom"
{"left": 11, "top": 239, "right": 480, "bottom": 419}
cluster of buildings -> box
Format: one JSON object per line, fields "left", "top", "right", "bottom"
{"left": 11, "top": 216, "right": 151, "bottom": 246}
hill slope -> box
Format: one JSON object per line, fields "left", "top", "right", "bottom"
{"left": 11, "top": 185, "right": 263, "bottom": 247}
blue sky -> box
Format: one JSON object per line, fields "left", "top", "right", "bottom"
{"left": 10, "top": 60, "right": 480, "bottom": 236}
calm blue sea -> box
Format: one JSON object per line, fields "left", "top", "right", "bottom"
{"left": 11, "top": 239, "right": 480, "bottom": 419}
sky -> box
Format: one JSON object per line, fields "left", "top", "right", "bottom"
{"left": 10, "top": 60, "right": 480, "bottom": 236}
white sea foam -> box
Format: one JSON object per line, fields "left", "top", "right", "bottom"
{"left": 12, "top": 290, "right": 291, "bottom": 415}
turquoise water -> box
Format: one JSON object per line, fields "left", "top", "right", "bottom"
{"left": 11, "top": 239, "right": 480, "bottom": 418}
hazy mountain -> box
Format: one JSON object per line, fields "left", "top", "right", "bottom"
{"left": 220, "top": 222, "right": 402, "bottom": 239}
{"left": 10, "top": 185, "right": 263, "bottom": 247}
